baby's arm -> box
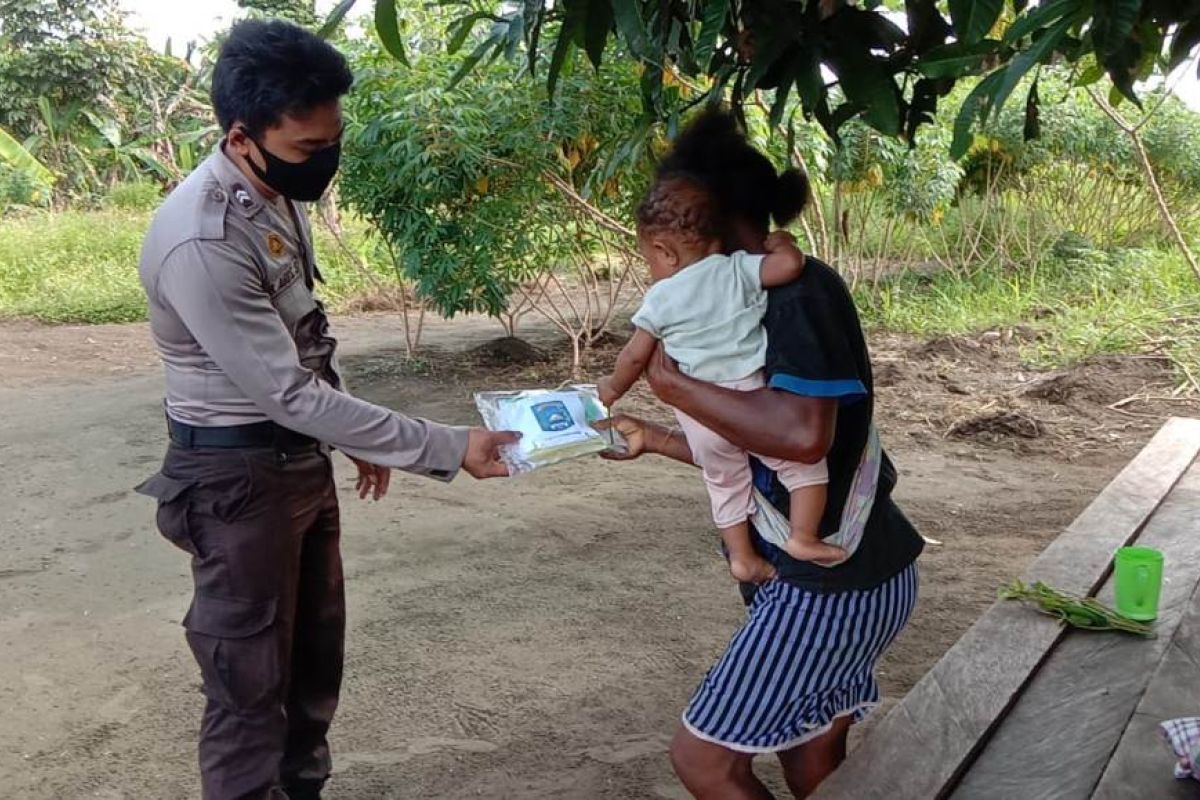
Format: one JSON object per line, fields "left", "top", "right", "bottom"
{"left": 599, "top": 328, "right": 658, "bottom": 407}
{"left": 759, "top": 230, "right": 806, "bottom": 288}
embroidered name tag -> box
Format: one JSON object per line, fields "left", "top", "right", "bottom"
{"left": 270, "top": 261, "right": 303, "bottom": 294}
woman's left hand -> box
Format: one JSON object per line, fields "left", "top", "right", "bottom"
{"left": 347, "top": 455, "right": 391, "bottom": 500}
{"left": 594, "top": 414, "right": 650, "bottom": 460}
{"left": 644, "top": 345, "right": 688, "bottom": 406}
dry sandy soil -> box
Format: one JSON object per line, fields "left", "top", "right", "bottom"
{"left": 1, "top": 312, "right": 1196, "bottom": 799}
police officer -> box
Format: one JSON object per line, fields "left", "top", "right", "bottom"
{"left": 135, "top": 19, "right": 516, "bottom": 800}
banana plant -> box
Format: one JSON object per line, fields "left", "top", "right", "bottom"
{"left": 0, "top": 126, "right": 55, "bottom": 188}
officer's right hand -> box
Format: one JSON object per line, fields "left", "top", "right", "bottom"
{"left": 462, "top": 428, "right": 521, "bottom": 479}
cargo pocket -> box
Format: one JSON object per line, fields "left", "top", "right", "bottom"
{"left": 135, "top": 473, "right": 197, "bottom": 555}
{"left": 184, "top": 593, "right": 280, "bottom": 712}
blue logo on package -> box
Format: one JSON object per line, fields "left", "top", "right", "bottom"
{"left": 532, "top": 401, "right": 573, "bottom": 432}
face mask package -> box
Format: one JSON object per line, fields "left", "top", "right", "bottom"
{"left": 474, "top": 385, "right": 628, "bottom": 475}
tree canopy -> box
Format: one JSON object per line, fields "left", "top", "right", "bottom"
{"left": 337, "top": 0, "right": 1200, "bottom": 157}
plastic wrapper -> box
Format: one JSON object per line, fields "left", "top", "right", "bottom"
{"left": 474, "top": 385, "right": 627, "bottom": 475}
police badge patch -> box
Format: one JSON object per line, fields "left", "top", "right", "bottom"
{"left": 267, "top": 232, "right": 287, "bottom": 258}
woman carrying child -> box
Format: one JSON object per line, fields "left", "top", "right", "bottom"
{"left": 599, "top": 173, "right": 845, "bottom": 581}
{"left": 600, "top": 110, "right": 924, "bottom": 799}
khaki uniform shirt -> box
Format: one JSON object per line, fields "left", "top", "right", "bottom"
{"left": 139, "top": 147, "right": 467, "bottom": 480}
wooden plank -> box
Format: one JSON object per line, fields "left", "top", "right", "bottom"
{"left": 947, "top": 467, "right": 1200, "bottom": 799}
{"left": 1091, "top": 580, "right": 1200, "bottom": 800}
{"left": 812, "top": 417, "right": 1200, "bottom": 800}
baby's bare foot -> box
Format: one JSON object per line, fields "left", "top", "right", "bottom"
{"left": 728, "top": 554, "right": 777, "bottom": 584}
{"left": 784, "top": 537, "right": 846, "bottom": 566}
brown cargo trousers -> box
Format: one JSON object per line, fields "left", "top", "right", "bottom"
{"left": 138, "top": 444, "right": 343, "bottom": 800}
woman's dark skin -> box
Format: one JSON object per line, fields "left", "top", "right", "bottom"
{"left": 599, "top": 221, "right": 851, "bottom": 798}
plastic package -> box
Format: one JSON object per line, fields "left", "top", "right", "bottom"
{"left": 474, "top": 385, "right": 627, "bottom": 475}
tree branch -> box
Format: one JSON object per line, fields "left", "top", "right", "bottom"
{"left": 1088, "top": 86, "right": 1200, "bottom": 283}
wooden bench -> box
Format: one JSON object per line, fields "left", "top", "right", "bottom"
{"left": 813, "top": 417, "right": 1200, "bottom": 800}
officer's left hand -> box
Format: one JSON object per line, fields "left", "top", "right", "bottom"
{"left": 347, "top": 455, "right": 391, "bottom": 500}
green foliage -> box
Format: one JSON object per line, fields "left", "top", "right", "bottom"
{"left": 788, "top": 64, "right": 1200, "bottom": 281}
{"left": 0, "top": 162, "right": 48, "bottom": 211}
{"left": 337, "top": 0, "right": 1200, "bottom": 150}
{"left": 104, "top": 181, "right": 161, "bottom": 211}
{"left": 856, "top": 243, "right": 1200, "bottom": 374}
{"left": 0, "top": 209, "right": 150, "bottom": 323}
{"left": 339, "top": 21, "right": 650, "bottom": 319}
{"left": 237, "top": 0, "right": 318, "bottom": 26}
{"left": 0, "top": 125, "right": 53, "bottom": 186}
{"left": 949, "top": 72, "right": 1200, "bottom": 244}
{"left": 0, "top": 0, "right": 215, "bottom": 202}
{"left": 0, "top": 210, "right": 391, "bottom": 323}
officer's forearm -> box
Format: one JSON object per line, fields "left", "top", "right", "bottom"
{"left": 257, "top": 374, "right": 469, "bottom": 479}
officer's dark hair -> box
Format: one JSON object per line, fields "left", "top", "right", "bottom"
{"left": 211, "top": 19, "right": 353, "bottom": 136}
{"left": 657, "top": 108, "right": 809, "bottom": 239}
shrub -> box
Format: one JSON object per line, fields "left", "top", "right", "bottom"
{"left": 104, "top": 181, "right": 161, "bottom": 211}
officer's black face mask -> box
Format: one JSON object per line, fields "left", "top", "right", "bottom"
{"left": 242, "top": 128, "right": 340, "bottom": 203}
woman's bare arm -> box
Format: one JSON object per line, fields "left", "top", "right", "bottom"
{"left": 645, "top": 347, "right": 837, "bottom": 464}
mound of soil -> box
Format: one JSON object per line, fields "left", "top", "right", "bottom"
{"left": 950, "top": 410, "right": 1045, "bottom": 442}
{"left": 913, "top": 335, "right": 991, "bottom": 361}
{"left": 468, "top": 337, "right": 551, "bottom": 367}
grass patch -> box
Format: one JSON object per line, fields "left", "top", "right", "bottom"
{"left": 4, "top": 208, "right": 1198, "bottom": 380}
{"left": 0, "top": 209, "right": 396, "bottom": 324}
{"left": 856, "top": 246, "right": 1200, "bottom": 373}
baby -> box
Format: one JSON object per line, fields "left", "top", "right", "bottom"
{"left": 599, "top": 174, "right": 845, "bottom": 582}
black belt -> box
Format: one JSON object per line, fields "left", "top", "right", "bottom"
{"left": 167, "top": 417, "right": 318, "bottom": 451}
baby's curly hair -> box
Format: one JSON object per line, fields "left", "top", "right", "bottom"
{"left": 634, "top": 172, "right": 722, "bottom": 246}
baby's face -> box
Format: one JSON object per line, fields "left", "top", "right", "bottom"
{"left": 638, "top": 233, "right": 679, "bottom": 283}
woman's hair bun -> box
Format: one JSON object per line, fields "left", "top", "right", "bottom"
{"left": 772, "top": 167, "right": 810, "bottom": 227}
{"left": 658, "top": 108, "right": 743, "bottom": 176}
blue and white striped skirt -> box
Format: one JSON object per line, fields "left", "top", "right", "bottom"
{"left": 683, "top": 562, "right": 918, "bottom": 753}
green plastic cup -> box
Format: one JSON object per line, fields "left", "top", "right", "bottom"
{"left": 1113, "top": 546, "right": 1164, "bottom": 622}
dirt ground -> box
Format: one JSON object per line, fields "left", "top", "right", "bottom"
{"left": 1, "top": 312, "right": 1197, "bottom": 799}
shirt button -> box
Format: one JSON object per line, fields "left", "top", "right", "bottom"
{"left": 210, "top": 188, "right": 227, "bottom": 203}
